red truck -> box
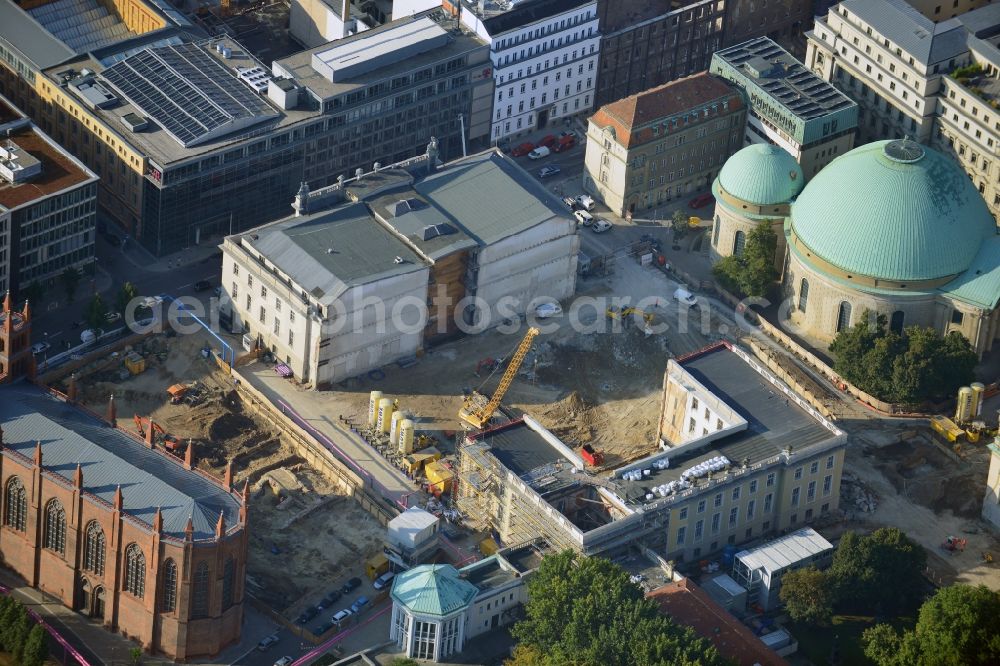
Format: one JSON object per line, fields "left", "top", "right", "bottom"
{"left": 581, "top": 444, "right": 604, "bottom": 466}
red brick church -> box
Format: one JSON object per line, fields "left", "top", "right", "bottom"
{"left": 0, "top": 293, "right": 250, "bottom": 660}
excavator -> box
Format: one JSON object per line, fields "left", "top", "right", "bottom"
{"left": 606, "top": 306, "right": 654, "bottom": 325}
{"left": 459, "top": 327, "right": 539, "bottom": 430}
{"left": 133, "top": 415, "right": 187, "bottom": 455}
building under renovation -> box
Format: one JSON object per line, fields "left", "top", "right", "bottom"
{"left": 455, "top": 342, "right": 846, "bottom": 560}
{"left": 220, "top": 146, "right": 579, "bottom": 386}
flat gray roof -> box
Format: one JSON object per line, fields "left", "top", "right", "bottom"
{"left": 310, "top": 17, "right": 450, "bottom": 83}
{"left": 368, "top": 189, "right": 478, "bottom": 260}
{"left": 0, "top": 382, "right": 240, "bottom": 540}
{"left": 712, "top": 37, "right": 856, "bottom": 122}
{"left": 618, "top": 345, "right": 838, "bottom": 502}
{"left": 735, "top": 527, "right": 833, "bottom": 574}
{"left": 471, "top": 420, "right": 564, "bottom": 479}
{"left": 0, "top": 0, "right": 76, "bottom": 70}
{"left": 274, "top": 15, "right": 487, "bottom": 102}
{"left": 245, "top": 201, "right": 428, "bottom": 303}
{"left": 839, "top": 0, "right": 968, "bottom": 65}
{"left": 461, "top": 556, "right": 518, "bottom": 591}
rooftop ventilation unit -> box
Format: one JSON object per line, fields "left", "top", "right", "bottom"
{"left": 391, "top": 198, "right": 424, "bottom": 217}
{"left": 236, "top": 66, "right": 271, "bottom": 95}
{"left": 0, "top": 139, "right": 42, "bottom": 184}
{"left": 121, "top": 112, "right": 148, "bottom": 132}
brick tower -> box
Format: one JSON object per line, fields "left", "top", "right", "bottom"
{"left": 0, "top": 291, "right": 32, "bottom": 383}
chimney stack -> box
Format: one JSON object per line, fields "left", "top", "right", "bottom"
{"left": 223, "top": 461, "right": 233, "bottom": 490}
{"left": 146, "top": 419, "right": 155, "bottom": 448}
{"left": 106, "top": 394, "right": 117, "bottom": 426}
{"left": 67, "top": 374, "right": 78, "bottom": 403}
{"left": 184, "top": 441, "right": 194, "bottom": 470}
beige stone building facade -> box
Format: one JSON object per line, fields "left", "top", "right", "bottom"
{"left": 584, "top": 72, "right": 746, "bottom": 218}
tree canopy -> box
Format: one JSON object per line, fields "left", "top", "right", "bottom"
{"left": 778, "top": 566, "right": 834, "bottom": 626}
{"left": 85, "top": 293, "right": 108, "bottom": 332}
{"left": 863, "top": 585, "right": 1000, "bottom": 666}
{"left": 509, "top": 550, "right": 729, "bottom": 666}
{"left": 672, "top": 210, "right": 690, "bottom": 241}
{"left": 829, "top": 311, "right": 977, "bottom": 404}
{"left": 828, "top": 528, "right": 927, "bottom": 615}
{"left": 711, "top": 222, "right": 777, "bottom": 298}
{"left": 61, "top": 266, "right": 81, "bottom": 303}
{"left": 116, "top": 281, "right": 139, "bottom": 316}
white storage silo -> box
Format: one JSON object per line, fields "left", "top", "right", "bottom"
{"left": 389, "top": 411, "right": 405, "bottom": 442}
{"left": 956, "top": 386, "right": 973, "bottom": 423}
{"left": 368, "top": 391, "right": 383, "bottom": 426}
{"left": 377, "top": 398, "right": 394, "bottom": 433}
{"left": 971, "top": 383, "right": 985, "bottom": 418}
{"left": 398, "top": 419, "right": 415, "bottom": 454}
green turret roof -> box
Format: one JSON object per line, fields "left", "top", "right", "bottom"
{"left": 716, "top": 143, "right": 804, "bottom": 205}
{"left": 391, "top": 564, "right": 478, "bottom": 617}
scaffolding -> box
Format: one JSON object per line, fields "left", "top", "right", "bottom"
{"left": 454, "top": 440, "right": 583, "bottom": 554}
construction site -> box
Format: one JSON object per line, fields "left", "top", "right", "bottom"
{"left": 32, "top": 246, "right": 1000, "bottom": 635}
{"left": 48, "top": 327, "right": 390, "bottom": 621}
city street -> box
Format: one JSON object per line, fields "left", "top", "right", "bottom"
{"left": 28, "top": 229, "right": 223, "bottom": 359}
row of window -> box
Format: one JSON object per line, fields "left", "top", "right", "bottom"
{"left": 3, "top": 478, "right": 236, "bottom": 614}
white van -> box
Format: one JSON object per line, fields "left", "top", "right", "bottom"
{"left": 673, "top": 288, "right": 698, "bottom": 307}
{"left": 527, "top": 146, "right": 551, "bottom": 159}
{"left": 373, "top": 571, "right": 396, "bottom": 590}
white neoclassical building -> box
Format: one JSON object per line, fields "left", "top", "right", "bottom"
{"left": 711, "top": 138, "right": 1000, "bottom": 356}
{"left": 389, "top": 550, "right": 536, "bottom": 661}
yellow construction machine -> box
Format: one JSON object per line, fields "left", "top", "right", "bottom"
{"left": 606, "top": 306, "right": 654, "bottom": 325}
{"left": 459, "top": 327, "right": 539, "bottom": 429}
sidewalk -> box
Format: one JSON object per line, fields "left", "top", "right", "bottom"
{"left": 237, "top": 362, "right": 420, "bottom": 508}
{"left": 115, "top": 237, "right": 223, "bottom": 275}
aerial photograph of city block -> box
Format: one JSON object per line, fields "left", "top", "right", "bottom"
{"left": 2, "top": 0, "right": 1000, "bottom": 664}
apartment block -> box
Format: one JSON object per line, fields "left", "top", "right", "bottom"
{"left": 806, "top": 0, "right": 1000, "bottom": 222}
{"left": 584, "top": 72, "right": 745, "bottom": 218}
{"left": 593, "top": 0, "right": 725, "bottom": 108}
{"left": 711, "top": 37, "right": 858, "bottom": 179}
{"left": 454, "top": 0, "right": 600, "bottom": 141}
{"left": 0, "top": 92, "right": 97, "bottom": 297}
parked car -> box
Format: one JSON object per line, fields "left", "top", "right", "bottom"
{"left": 561, "top": 196, "right": 577, "bottom": 209}
{"left": 194, "top": 280, "right": 212, "bottom": 292}
{"left": 534, "top": 303, "right": 563, "bottom": 319}
{"left": 372, "top": 571, "right": 396, "bottom": 590}
{"left": 537, "top": 164, "right": 561, "bottom": 178}
{"left": 573, "top": 210, "right": 594, "bottom": 225}
{"left": 331, "top": 609, "right": 353, "bottom": 626}
{"left": 350, "top": 596, "right": 370, "bottom": 614}
{"left": 341, "top": 577, "right": 362, "bottom": 594}
{"left": 673, "top": 288, "right": 698, "bottom": 307}
{"left": 560, "top": 130, "right": 577, "bottom": 139}
{"left": 553, "top": 136, "right": 575, "bottom": 152}
{"left": 538, "top": 134, "right": 558, "bottom": 148}
{"left": 295, "top": 606, "right": 319, "bottom": 624}
{"left": 574, "top": 194, "right": 595, "bottom": 211}
{"left": 317, "top": 590, "right": 342, "bottom": 610}
{"left": 688, "top": 193, "right": 715, "bottom": 209}
{"left": 213, "top": 286, "right": 223, "bottom": 298}
{"left": 257, "top": 634, "right": 279, "bottom": 651}
{"left": 274, "top": 657, "right": 294, "bottom": 666}
{"left": 510, "top": 142, "right": 535, "bottom": 157}
{"left": 104, "top": 312, "right": 121, "bottom": 324}
{"left": 30, "top": 342, "right": 51, "bottom": 355}
{"left": 313, "top": 621, "right": 334, "bottom": 636}
{"left": 527, "top": 145, "right": 551, "bottom": 159}
{"left": 591, "top": 219, "right": 613, "bottom": 233}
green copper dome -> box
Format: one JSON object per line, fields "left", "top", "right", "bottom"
{"left": 716, "top": 143, "right": 804, "bottom": 205}
{"left": 391, "top": 564, "right": 478, "bottom": 617}
{"left": 790, "top": 140, "right": 996, "bottom": 282}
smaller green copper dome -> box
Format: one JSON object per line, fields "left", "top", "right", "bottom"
{"left": 717, "top": 143, "right": 805, "bottom": 205}
{"left": 391, "top": 564, "right": 478, "bottom": 616}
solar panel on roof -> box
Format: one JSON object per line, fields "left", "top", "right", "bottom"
{"left": 100, "top": 42, "right": 277, "bottom": 148}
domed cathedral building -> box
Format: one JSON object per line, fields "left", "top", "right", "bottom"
{"left": 711, "top": 138, "right": 1000, "bottom": 356}
{"left": 710, "top": 143, "right": 804, "bottom": 269}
